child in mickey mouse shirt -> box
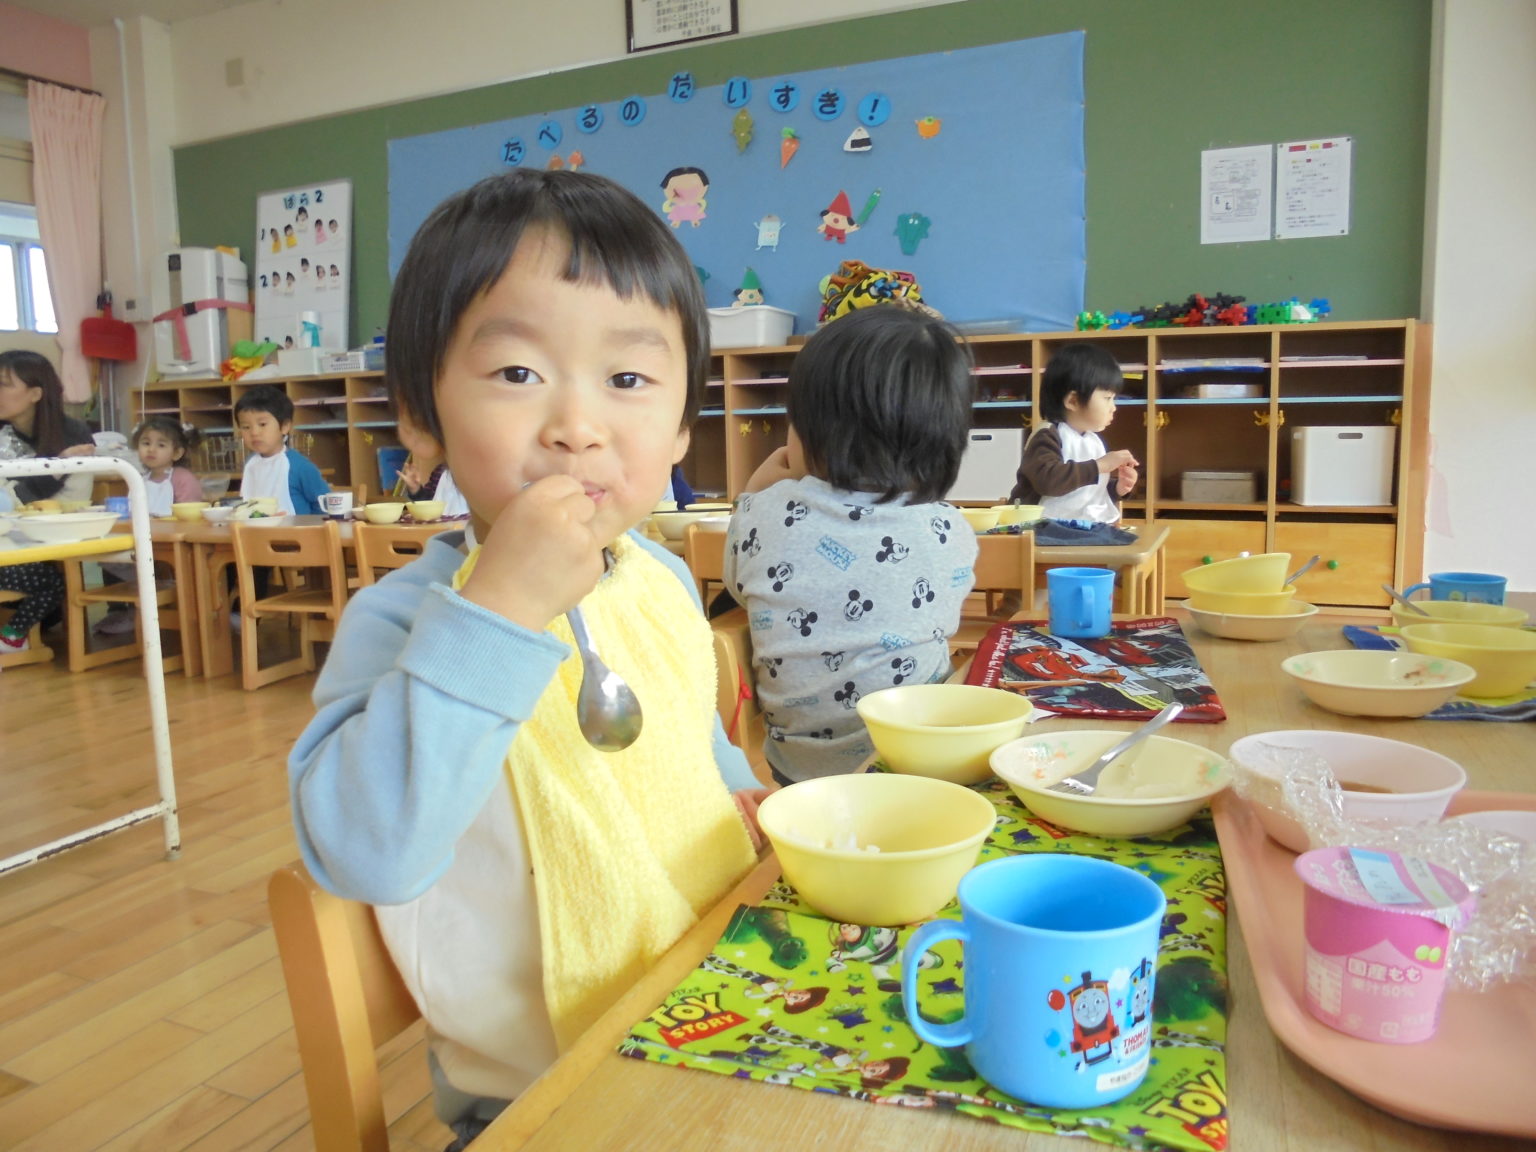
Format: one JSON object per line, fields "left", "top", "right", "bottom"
{"left": 724, "top": 306, "right": 977, "bottom": 785}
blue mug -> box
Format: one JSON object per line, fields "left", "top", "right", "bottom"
{"left": 901, "top": 854, "right": 1165, "bottom": 1109}
{"left": 1402, "top": 571, "right": 1506, "bottom": 605}
{"left": 105, "top": 496, "right": 131, "bottom": 520}
{"left": 1047, "top": 567, "right": 1115, "bottom": 639}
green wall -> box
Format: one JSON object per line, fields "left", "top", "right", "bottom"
{"left": 174, "top": 0, "right": 1431, "bottom": 341}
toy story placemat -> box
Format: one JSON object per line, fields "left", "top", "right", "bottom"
{"left": 388, "top": 34, "right": 1085, "bottom": 334}
{"left": 621, "top": 780, "right": 1230, "bottom": 1151}
{"left": 966, "top": 618, "right": 1227, "bottom": 722}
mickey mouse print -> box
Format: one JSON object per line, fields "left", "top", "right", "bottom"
{"left": 724, "top": 475, "right": 978, "bottom": 783}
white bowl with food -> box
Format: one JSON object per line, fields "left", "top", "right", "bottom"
{"left": 991, "top": 730, "right": 1231, "bottom": 837}
{"left": 1183, "top": 599, "right": 1318, "bottom": 641}
{"left": 651, "top": 503, "right": 732, "bottom": 540}
{"left": 1280, "top": 649, "right": 1477, "bottom": 717}
{"left": 15, "top": 512, "right": 120, "bottom": 545}
{"left": 1228, "top": 730, "right": 1467, "bottom": 852}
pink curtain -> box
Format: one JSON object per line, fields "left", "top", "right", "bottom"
{"left": 28, "top": 80, "right": 105, "bottom": 405}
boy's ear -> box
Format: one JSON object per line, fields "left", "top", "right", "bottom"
{"left": 1062, "top": 391, "right": 1082, "bottom": 412}
{"left": 397, "top": 410, "right": 444, "bottom": 463}
{"left": 279, "top": 419, "right": 294, "bottom": 436}
{"left": 671, "top": 424, "right": 692, "bottom": 465}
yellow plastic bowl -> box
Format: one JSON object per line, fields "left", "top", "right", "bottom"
{"left": 994, "top": 504, "right": 1045, "bottom": 527}
{"left": 757, "top": 773, "right": 997, "bottom": 925}
{"left": 1183, "top": 599, "right": 1318, "bottom": 640}
{"left": 170, "top": 501, "right": 210, "bottom": 522}
{"left": 1186, "top": 587, "right": 1299, "bottom": 616}
{"left": 1389, "top": 600, "right": 1529, "bottom": 629}
{"left": 991, "top": 731, "right": 1231, "bottom": 837}
{"left": 407, "top": 500, "right": 445, "bottom": 522}
{"left": 363, "top": 502, "right": 406, "bottom": 525}
{"left": 1398, "top": 623, "right": 1536, "bottom": 698}
{"left": 1281, "top": 650, "right": 1477, "bottom": 717}
{"left": 651, "top": 504, "right": 732, "bottom": 540}
{"left": 856, "top": 683, "right": 1034, "bottom": 785}
{"left": 1181, "top": 552, "right": 1291, "bottom": 594}
{"left": 959, "top": 506, "right": 1001, "bottom": 532}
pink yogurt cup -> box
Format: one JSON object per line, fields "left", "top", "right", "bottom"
{"left": 1293, "top": 846, "right": 1475, "bottom": 1044}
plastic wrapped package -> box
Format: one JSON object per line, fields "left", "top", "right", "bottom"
{"left": 1230, "top": 741, "right": 1536, "bottom": 991}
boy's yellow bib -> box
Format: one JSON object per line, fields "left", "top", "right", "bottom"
{"left": 452, "top": 536, "right": 755, "bottom": 1049}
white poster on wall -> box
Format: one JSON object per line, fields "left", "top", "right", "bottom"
{"left": 253, "top": 180, "right": 351, "bottom": 350}
{"left": 1276, "top": 136, "right": 1352, "bottom": 239}
{"left": 1200, "top": 144, "right": 1273, "bottom": 244}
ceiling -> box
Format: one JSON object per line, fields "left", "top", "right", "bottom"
{"left": 7, "top": 0, "right": 251, "bottom": 29}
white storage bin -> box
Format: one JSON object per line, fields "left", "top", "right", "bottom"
{"left": 708, "top": 305, "right": 796, "bottom": 349}
{"left": 1290, "top": 426, "right": 1396, "bottom": 506}
{"left": 948, "top": 428, "right": 1023, "bottom": 502}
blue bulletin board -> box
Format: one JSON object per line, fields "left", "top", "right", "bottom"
{"left": 388, "top": 34, "right": 1085, "bottom": 335}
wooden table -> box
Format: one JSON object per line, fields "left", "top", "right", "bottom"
{"left": 479, "top": 607, "right": 1533, "bottom": 1152}
{"left": 183, "top": 515, "right": 450, "bottom": 679}
{"left": 1034, "top": 519, "right": 1170, "bottom": 616}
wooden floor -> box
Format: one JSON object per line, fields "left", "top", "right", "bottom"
{"left": 0, "top": 646, "right": 454, "bottom": 1152}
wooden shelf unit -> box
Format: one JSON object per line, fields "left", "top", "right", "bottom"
{"left": 132, "top": 320, "right": 1427, "bottom": 608}
{"left": 710, "top": 320, "right": 1428, "bottom": 609}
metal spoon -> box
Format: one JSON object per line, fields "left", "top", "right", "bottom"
{"left": 1048, "top": 702, "right": 1184, "bottom": 795}
{"left": 567, "top": 548, "right": 643, "bottom": 751}
{"left": 1284, "top": 554, "right": 1321, "bottom": 585}
{"left": 1381, "top": 583, "right": 1431, "bottom": 617}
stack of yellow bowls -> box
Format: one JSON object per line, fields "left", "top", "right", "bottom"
{"left": 1181, "top": 552, "right": 1316, "bottom": 638}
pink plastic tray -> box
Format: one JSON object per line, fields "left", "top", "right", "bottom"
{"left": 1213, "top": 789, "right": 1536, "bottom": 1137}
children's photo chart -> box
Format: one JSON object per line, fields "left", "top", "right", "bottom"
{"left": 387, "top": 34, "right": 1085, "bottom": 335}
{"left": 254, "top": 180, "right": 352, "bottom": 351}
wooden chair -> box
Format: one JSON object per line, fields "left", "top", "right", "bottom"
{"left": 709, "top": 606, "right": 765, "bottom": 771}
{"left": 954, "top": 531, "right": 1037, "bottom": 654}
{"left": 0, "top": 588, "right": 53, "bottom": 668}
{"left": 353, "top": 522, "right": 430, "bottom": 588}
{"left": 683, "top": 521, "right": 733, "bottom": 604}
{"left": 60, "top": 557, "right": 184, "bottom": 674}
{"left": 231, "top": 520, "right": 348, "bottom": 690}
{"left": 269, "top": 863, "right": 420, "bottom": 1152}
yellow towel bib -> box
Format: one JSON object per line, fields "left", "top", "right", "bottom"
{"left": 452, "top": 536, "right": 755, "bottom": 1049}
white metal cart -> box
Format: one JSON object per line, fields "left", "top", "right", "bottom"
{"left": 0, "top": 456, "right": 179, "bottom": 874}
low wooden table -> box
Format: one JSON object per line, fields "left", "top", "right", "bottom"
{"left": 183, "top": 515, "right": 450, "bottom": 679}
{"left": 1034, "top": 519, "right": 1170, "bottom": 616}
{"left": 476, "top": 607, "right": 1530, "bottom": 1152}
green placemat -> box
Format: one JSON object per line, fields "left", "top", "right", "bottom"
{"left": 620, "top": 779, "right": 1230, "bottom": 1152}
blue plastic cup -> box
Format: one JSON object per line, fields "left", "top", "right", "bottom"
{"left": 901, "top": 854, "right": 1165, "bottom": 1108}
{"left": 1402, "top": 572, "right": 1506, "bottom": 605}
{"left": 105, "top": 496, "right": 130, "bottom": 520}
{"left": 1047, "top": 567, "right": 1115, "bottom": 638}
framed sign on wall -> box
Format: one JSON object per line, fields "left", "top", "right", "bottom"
{"left": 627, "top": 0, "right": 737, "bottom": 53}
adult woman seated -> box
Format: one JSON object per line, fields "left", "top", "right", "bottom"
{"left": 0, "top": 351, "right": 95, "bottom": 653}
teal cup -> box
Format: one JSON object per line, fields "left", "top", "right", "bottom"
{"left": 1402, "top": 572, "right": 1506, "bottom": 605}
{"left": 1047, "top": 566, "right": 1115, "bottom": 639}
{"left": 901, "top": 854, "right": 1165, "bottom": 1109}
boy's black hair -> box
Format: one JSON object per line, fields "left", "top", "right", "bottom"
{"left": 1038, "top": 342, "right": 1125, "bottom": 424}
{"left": 788, "top": 306, "right": 974, "bottom": 505}
{"left": 234, "top": 384, "right": 294, "bottom": 425}
{"left": 386, "top": 169, "right": 710, "bottom": 447}
{"left": 132, "top": 415, "right": 200, "bottom": 458}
